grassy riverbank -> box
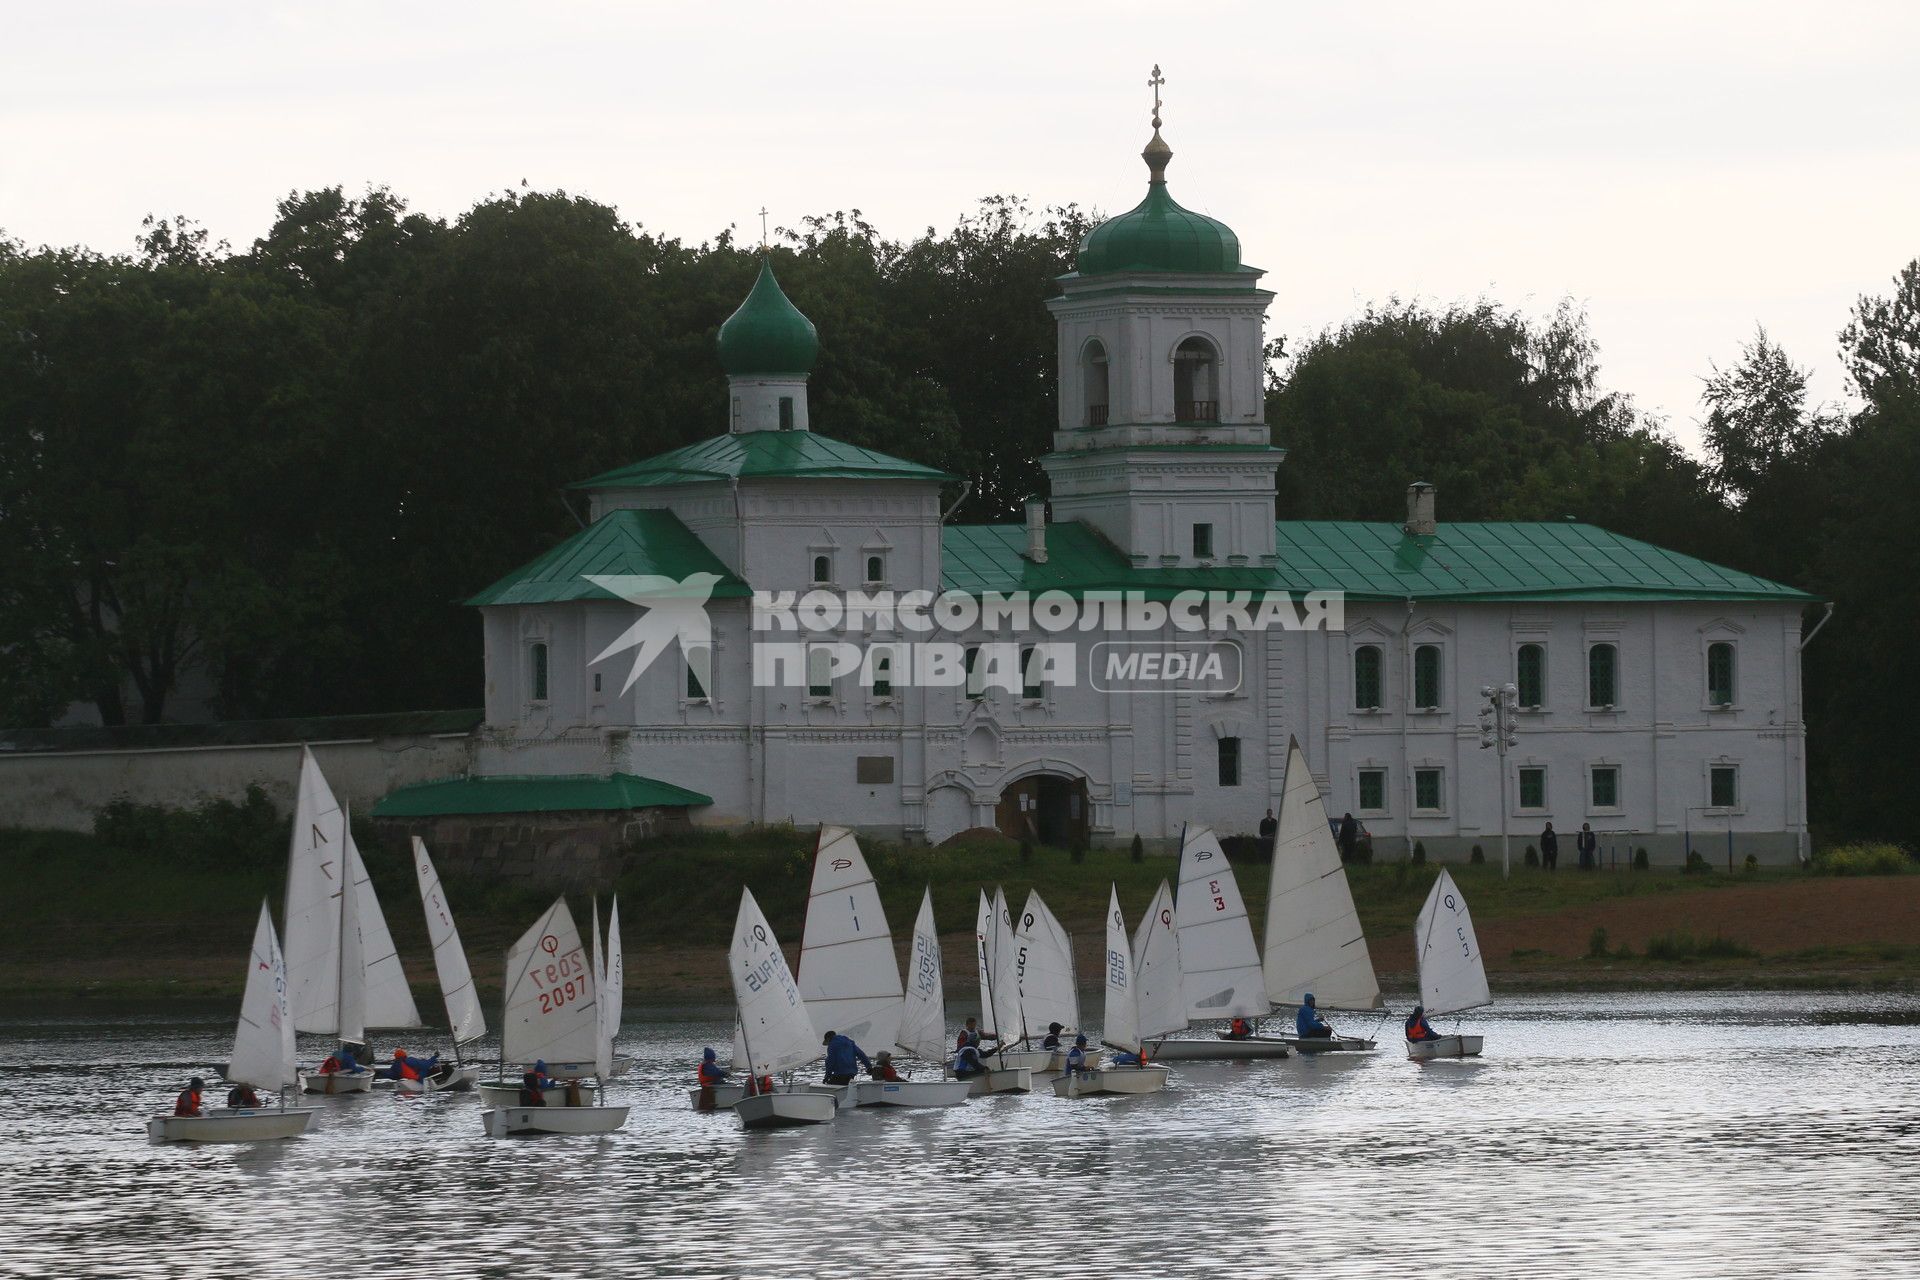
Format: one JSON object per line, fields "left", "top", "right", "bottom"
{"left": 3, "top": 822, "right": 1917, "bottom": 1008}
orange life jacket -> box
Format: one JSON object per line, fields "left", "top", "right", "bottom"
{"left": 174, "top": 1089, "right": 201, "bottom": 1117}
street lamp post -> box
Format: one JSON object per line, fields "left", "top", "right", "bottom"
{"left": 1479, "top": 683, "right": 1519, "bottom": 878}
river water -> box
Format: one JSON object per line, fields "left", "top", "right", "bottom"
{"left": 3, "top": 991, "right": 1916, "bottom": 1279}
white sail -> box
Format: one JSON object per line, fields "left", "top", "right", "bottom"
{"left": 1131, "top": 881, "right": 1187, "bottom": 1042}
{"left": 337, "top": 844, "right": 366, "bottom": 1046}
{"left": 974, "top": 890, "right": 996, "bottom": 1030}
{"left": 1174, "top": 825, "right": 1269, "bottom": 1021}
{"left": 284, "top": 747, "right": 346, "bottom": 1033}
{"left": 1101, "top": 885, "right": 1140, "bottom": 1054}
{"left": 410, "top": 837, "right": 485, "bottom": 1045}
{"left": 897, "top": 889, "right": 948, "bottom": 1061}
{"left": 1264, "top": 738, "right": 1384, "bottom": 1011}
{"left": 228, "top": 901, "right": 297, "bottom": 1092}
{"left": 591, "top": 903, "right": 611, "bottom": 1081}
{"left": 347, "top": 832, "right": 422, "bottom": 1031}
{"left": 1415, "top": 869, "right": 1491, "bottom": 1017}
{"left": 729, "top": 888, "right": 825, "bottom": 1076}
{"left": 798, "top": 826, "right": 903, "bottom": 1051}
{"left": 1014, "top": 890, "right": 1079, "bottom": 1037}
{"left": 605, "top": 896, "right": 625, "bottom": 1043}
{"left": 499, "top": 898, "right": 600, "bottom": 1068}
{"left": 991, "top": 887, "right": 1026, "bottom": 1042}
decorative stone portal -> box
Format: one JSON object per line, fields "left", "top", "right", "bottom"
{"left": 995, "top": 773, "right": 1090, "bottom": 848}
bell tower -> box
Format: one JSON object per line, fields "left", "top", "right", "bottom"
{"left": 1042, "top": 68, "right": 1280, "bottom": 568}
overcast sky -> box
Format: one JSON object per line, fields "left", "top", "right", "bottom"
{"left": 4, "top": 1, "right": 1916, "bottom": 454}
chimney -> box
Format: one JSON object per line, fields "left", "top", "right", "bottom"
{"left": 1404, "top": 482, "right": 1436, "bottom": 537}
{"left": 1024, "top": 498, "right": 1048, "bottom": 564}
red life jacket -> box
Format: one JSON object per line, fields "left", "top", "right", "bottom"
{"left": 174, "top": 1089, "right": 201, "bottom": 1117}
{"left": 875, "top": 1064, "right": 901, "bottom": 1081}
{"left": 698, "top": 1060, "right": 724, "bottom": 1086}
{"left": 320, "top": 1055, "right": 342, "bottom": 1074}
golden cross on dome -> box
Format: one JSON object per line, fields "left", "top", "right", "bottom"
{"left": 1148, "top": 64, "right": 1165, "bottom": 129}
{"left": 758, "top": 206, "right": 769, "bottom": 251}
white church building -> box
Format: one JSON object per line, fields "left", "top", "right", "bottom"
{"left": 450, "top": 113, "right": 1819, "bottom": 864}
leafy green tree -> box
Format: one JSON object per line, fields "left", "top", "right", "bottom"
{"left": 1701, "top": 327, "right": 1840, "bottom": 501}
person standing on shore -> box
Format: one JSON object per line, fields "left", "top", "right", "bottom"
{"left": 1337, "top": 813, "right": 1360, "bottom": 862}
{"left": 1259, "top": 809, "right": 1278, "bottom": 845}
{"left": 1577, "top": 823, "right": 1599, "bottom": 870}
{"left": 1541, "top": 823, "right": 1559, "bottom": 870}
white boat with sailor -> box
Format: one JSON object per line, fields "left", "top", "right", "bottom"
{"left": 1053, "top": 885, "right": 1172, "bottom": 1098}
{"left": 1407, "top": 868, "right": 1489, "bottom": 1061}
{"left": 729, "top": 886, "right": 839, "bottom": 1129}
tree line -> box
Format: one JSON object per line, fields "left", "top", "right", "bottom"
{"left": 1, "top": 188, "right": 1913, "bottom": 840}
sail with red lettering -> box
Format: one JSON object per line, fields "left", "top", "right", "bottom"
{"left": 499, "top": 898, "right": 599, "bottom": 1069}
{"left": 1174, "top": 824, "right": 1268, "bottom": 1021}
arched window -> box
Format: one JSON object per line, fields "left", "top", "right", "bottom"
{"left": 1516, "top": 643, "right": 1545, "bottom": 708}
{"left": 1173, "top": 337, "right": 1219, "bottom": 422}
{"left": 1588, "top": 643, "right": 1618, "bottom": 708}
{"left": 1413, "top": 644, "right": 1442, "bottom": 711}
{"left": 865, "top": 554, "right": 884, "bottom": 585}
{"left": 811, "top": 554, "right": 831, "bottom": 585}
{"left": 1353, "top": 644, "right": 1383, "bottom": 710}
{"left": 529, "top": 642, "right": 549, "bottom": 703}
{"left": 1083, "top": 340, "right": 1110, "bottom": 426}
{"left": 1707, "top": 642, "right": 1735, "bottom": 706}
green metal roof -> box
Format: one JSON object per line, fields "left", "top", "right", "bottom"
{"left": 467, "top": 509, "right": 751, "bottom": 606}
{"left": 575, "top": 431, "right": 956, "bottom": 490}
{"left": 372, "top": 772, "right": 713, "bottom": 817}
{"left": 942, "top": 520, "right": 1817, "bottom": 604}
{"left": 716, "top": 258, "right": 819, "bottom": 377}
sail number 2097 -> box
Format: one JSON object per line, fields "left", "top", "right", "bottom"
{"left": 529, "top": 948, "right": 589, "bottom": 1013}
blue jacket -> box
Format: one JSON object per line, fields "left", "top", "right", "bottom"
{"left": 1297, "top": 1004, "right": 1330, "bottom": 1036}
{"left": 823, "top": 1035, "right": 871, "bottom": 1078}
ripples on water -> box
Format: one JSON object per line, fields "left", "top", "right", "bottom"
{"left": 3, "top": 991, "right": 1917, "bottom": 1279}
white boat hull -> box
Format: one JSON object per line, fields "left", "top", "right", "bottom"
{"left": 298, "top": 1069, "right": 374, "bottom": 1095}
{"left": 147, "top": 1108, "right": 317, "bottom": 1143}
{"left": 1148, "top": 1035, "right": 1293, "bottom": 1061}
{"left": 508, "top": 1055, "right": 634, "bottom": 1080}
{"left": 1408, "top": 1034, "right": 1483, "bottom": 1061}
{"left": 1286, "top": 1034, "right": 1377, "bottom": 1054}
{"left": 996, "top": 1048, "right": 1065, "bottom": 1073}
{"left": 477, "top": 1081, "right": 603, "bottom": 1108}
{"left": 955, "top": 1067, "right": 1032, "bottom": 1095}
{"left": 689, "top": 1083, "right": 749, "bottom": 1111}
{"left": 483, "top": 1104, "right": 629, "bottom": 1136}
{"left": 395, "top": 1065, "right": 481, "bottom": 1094}
{"left": 737, "top": 1091, "right": 837, "bottom": 1129}
{"left": 1051, "top": 1065, "right": 1171, "bottom": 1098}
{"left": 853, "top": 1079, "right": 972, "bottom": 1108}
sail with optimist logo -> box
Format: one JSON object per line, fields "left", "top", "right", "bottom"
{"left": 798, "top": 826, "right": 903, "bottom": 1050}
{"left": 1414, "top": 869, "right": 1490, "bottom": 1018}
{"left": 1131, "top": 881, "right": 1188, "bottom": 1042}
{"left": 1174, "top": 825, "right": 1269, "bottom": 1022}
{"left": 1014, "top": 890, "right": 1079, "bottom": 1038}
{"left": 897, "top": 889, "right": 948, "bottom": 1062}
{"left": 731, "top": 887, "right": 826, "bottom": 1076}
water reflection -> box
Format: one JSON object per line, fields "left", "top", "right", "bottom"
{"left": 3, "top": 991, "right": 1918, "bottom": 1277}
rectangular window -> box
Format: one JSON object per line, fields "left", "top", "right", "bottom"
{"left": 778, "top": 396, "right": 795, "bottom": 431}
{"left": 1020, "top": 645, "right": 1043, "bottom": 700}
{"left": 592, "top": 672, "right": 602, "bottom": 694}
{"left": 1414, "top": 767, "right": 1443, "bottom": 812}
{"left": 529, "top": 643, "right": 549, "bottom": 702}
{"left": 1357, "top": 768, "right": 1386, "bottom": 812}
{"left": 856, "top": 756, "right": 895, "bottom": 784}
{"left": 1707, "top": 642, "right": 1735, "bottom": 707}
{"left": 1710, "top": 765, "right": 1738, "bottom": 808}
{"left": 1217, "top": 737, "right": 1241, "bottom": 787}
{"left": 685, "top": 651, "right": 708, "bottom": 700}
{"left": 807, "top": 646, "right": 832, "bottom": 698}
{"left": 964, "top": 645, "right": 983, "bottom": 700}
{"left": 1590, "top": 765, "right": 1619, "bottom": 809}
{"left": 1519, "top": 766, "right": 1546, "bottom": 810}
{"left": 1192, "top": 523, "right": 1214, "bottom": 559}
{"left": 1516, "top": 643, "right": 1545, "bottom": 708}
{"left": 1353, "top": 645, "right": 1382, "bottom": 710}
{"left": 1413, "top": 644, "right": 1442, "bottom": 710}
{"left": 1588, "top": 643, "right": 1618, "bottom": 708}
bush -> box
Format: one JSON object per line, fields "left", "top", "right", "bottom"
{"left": 1220, "top": 834, "right": 1269, "bottom": 864}
{"left": 1811, "top": 843, "right": 1914, "bottom": 877}
{"left": 1744, "top": 854, "right": 1759, "bottom": 874}
{"left": 1587, "top": 926, "right": 1610, "bottom": 959}
{"left": 1684, "top": 851, "right": 1712, "bottom": 875}
{"left": 1644, "top": 930, "right": 1754, "bottom": 961}
{"left": 93, "top": 786, "right": 285, "bottom": 871}
{"left": 1524, "top": 844, "right": 1539, "bottom": 868}
{"left": 1470, "top": 845, "right": 1485, "bottom": 865}
{"left": 1411, "top": 840, "right": 1426, "bottom": 866}
{"left": 1633, "top": 847, "right": 1650, "bottom": 871}
{"left": 1130, "top": 834, "right": 1145, "bottom": 864}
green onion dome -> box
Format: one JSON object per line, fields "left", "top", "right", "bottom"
{"left": 717, "top": 258, "right": 819, "bottom": 376}
{"left": 1074, "top": 129, "right": 1243, "bottom": 276}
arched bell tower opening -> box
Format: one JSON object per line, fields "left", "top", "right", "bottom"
{"left": 1173, "top": 336, "right": 1220, "bottom": 422}
{"left": 1082, "top": 339, "right": 1111, "bottom": 426}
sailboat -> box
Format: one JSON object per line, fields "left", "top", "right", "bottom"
{"left": 1002, "top": 889, "right": 1078, "bottom": 1076}
{"left": 480, "top": 897, "right": 630, "bottom": 1135}
{"left": 1264, "top": 737, "right": 1385, "bottom": 1052}
{"left": 730, "top": 887, "right": 838, "bottom": 1129}
{"left": 150, "top": 902, "right": 317, "bottom": 1142}
{"left": 1147, "top": 825, "right": 1292, "bottom": 1061}
{"left": 399, "top": 837, "right": 485, "bottom": 1093}
{"left": 903, "top": 887, "right": 1021, "bottom": 1097}
{"left": 1052, "top": 886, "right": 1170, "bottom": 1097}
{"left": 956, "top": 889, "right": 1033, "bottom": 1094}
{"left": 1408, "top": 868, "right": 1489, "bottom": 1060}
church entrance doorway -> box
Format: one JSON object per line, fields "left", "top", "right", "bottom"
{"left": 994, "top": 773, "right": 1089, "bottom": 848}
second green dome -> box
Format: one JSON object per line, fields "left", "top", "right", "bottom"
{"left": 717, "top": 258, "right": 819, "bottom": 377}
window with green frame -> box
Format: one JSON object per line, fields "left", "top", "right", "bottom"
{"left": 1707, "top": 642, "right": 1735, "bottom": 706}
{"left": 1357, "top": 768, "right": 1386, "bottom": 812}
{"left": 1516, "top": 643, "right": 1545, "bottom": 708}
{"left": 1353, "top": 645, "right": 1382, "bottom": 709}
{"left": 1414, "top": 767, "right": 1443, "bottom": 811}
{"left": 1710, "top": 764, "right": 1738, "bottom": 808}
{"left": 1519, "top": 766, "right": 1546, "bottom": 809}
{"left": 529, "top": 642, "right": 549, "bottom": 702}
{"left": 1590, "top": 765, "right": 1619, "bottom": 808}
{"left": 1588, "top": 643, "right": 1617, "bottom": 708}
{"left": 1413, "top": 644, "right": 1442, "bottom": 710}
